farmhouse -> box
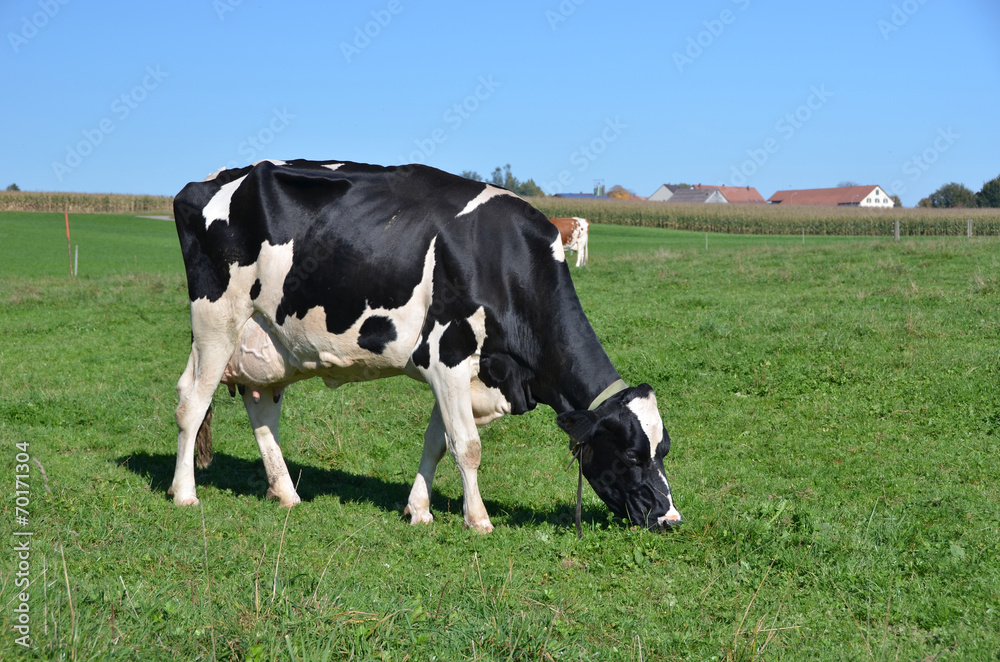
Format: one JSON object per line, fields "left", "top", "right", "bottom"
{"left": 649, "top": 184, "right": 765, "bottom": 204}
{"left": 648, "top": 184, "right": 684, "bottom": 202}
{"left": 692, "top": 185, "right": 767, "bottom": 203}
{"left": 664, "top": 188, "right": 728, "bottom": 204}
{"left": 768, "top": 185, "right": 895, "bottom": 207}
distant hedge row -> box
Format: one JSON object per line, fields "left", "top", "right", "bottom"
{"left": 527, "top": 197, "right": 1000, "bottom": 236}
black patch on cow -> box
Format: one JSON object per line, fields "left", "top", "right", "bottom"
{"left": 249, "top": 279, "right": 262, "bottom": 300}
{"left": 357, "top": 315, "right": 397, "bottom": 354}
{"left": 411, "top": 339, "right": 430, "bottom": 369}
{"left": 439, "top": 318, "right": 478, "bottom": 368}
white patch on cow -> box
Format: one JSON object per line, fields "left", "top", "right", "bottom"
{"left": 323, "top": 163, "right": 344, "bottom": 171}
{"left": 655, "top": 473, "right": 682, "bottom": 526}
{"left": 467, "top": 306, "right": 487, "bottom": 346}
{"left": 627, "top": 392, "right": 664, "bottom": 460}
{"left": 457, "top": 184, "right": 519, "bottom": 217}
{"left": 551, "top": 235, "right": 566, "bottom": 262}
{"left": 463, "top": 306, "right": 512, "bottom": 424}
{"left": 251, "top": 238, "right": 438, "bottom": 384}
{"left": 203, "top": 167, "right": 226, "bottom": 181}
{"left": 424, "top": 320, "right": 450, "bottom": 365}
{"left": 203, "top": 175, "right": 248, "bottom": 229}
{"left": 252, "top": 240, "right": 296, "bottom": 312}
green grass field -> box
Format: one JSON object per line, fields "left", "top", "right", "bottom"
{"left": 2, "top": 211, "right": 999, "bottom": 660}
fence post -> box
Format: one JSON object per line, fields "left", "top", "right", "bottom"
{"left": 65, "top": 210, "right": 73, "bottom": 276}
{"left": 894, "top": 220, "right": 900, "bottom": 243}
{"left": 968, "top": 218, "right": 973, "bottom": 239}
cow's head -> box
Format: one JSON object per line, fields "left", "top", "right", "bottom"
{"left": 557, "top": 384, "right": 681, "bottom": 530}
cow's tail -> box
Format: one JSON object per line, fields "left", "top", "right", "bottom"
{"left": 195, "top": 406, "right": 214, "bottom": 469}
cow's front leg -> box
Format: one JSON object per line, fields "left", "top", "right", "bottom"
{"left": 420, "top": 358, "right": 493, "bottom": 533}
{"left": 242, "top": 386, "right": 300, "bottom": 507}
{"left": 405, "top": 403, "right": 447, "bottom": 525}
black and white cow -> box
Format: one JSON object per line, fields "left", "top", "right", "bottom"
{"left": 168, "top": 159, "right": 681, "bottom": 532}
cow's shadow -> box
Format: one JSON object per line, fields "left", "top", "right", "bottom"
{"left": 116, "top": 452, "right": 613, "bottom": 532}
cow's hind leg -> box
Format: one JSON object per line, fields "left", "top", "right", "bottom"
{"left": 420, "top": 359, "right": 493, "bottom": 533}
{"left": 242, "top": 387, "right": 300, "bottom": 507}
{"left": 404, "top": 403, "right": 447, "bottom": 525}
{"left": 169, "top": 332, "right": 238, "bottom": 506}
{"left": 170, "top": 299, "right": 249, "bottom": 506}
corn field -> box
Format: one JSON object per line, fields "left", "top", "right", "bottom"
{"left": 4, "top": 191, "right": 1000, "bottom": 236}
{"left": 0, "top": 191, "right": 174, "bottom": 215}
{"left": 529, "top": 197, "right": 1000, "bottom": 237}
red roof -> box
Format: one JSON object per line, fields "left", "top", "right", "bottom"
{"left": 768, "top": 186, "right": 882, "bottom": 206}
{"left": 692, "top": 185, "right": 766, "bottom": 203}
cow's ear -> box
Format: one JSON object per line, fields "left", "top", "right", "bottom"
{"left": 557, "top": 410, "right": 598, "bottom": 446}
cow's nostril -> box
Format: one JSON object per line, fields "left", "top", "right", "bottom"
{"left": 657, "top": 510, "right": 682, "bottom": 528}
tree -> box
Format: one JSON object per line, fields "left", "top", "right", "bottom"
{"left": 489, "top": 164, "right": 514, "bottom": 188}
{"left": 517, "top": 178, "right": 544, "bottom": 197}
{"left": 461, "top": 170, "right": 483, "bottom": 182}
{"left": 5, "top": 183, "right": 20, "bottom": 191}
{"left": 890, "top": 195, "right": 902, "bottom": 208}
{"left": 607, "top": 184, "right": 637, "bottom": 200}
{"left": 485, "top": 164, "right": 543, "bottom": 197}
{"left": 921, "top": 182, "right": 977, "bottom": 208}
{"left": 837, "top": 180, "right": 859, "bottom": 188}
{"left": 976, "top": 174, "right": 1000, "bottom": 208}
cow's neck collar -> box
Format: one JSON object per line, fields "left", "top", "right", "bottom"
{"left": 587, "top": 379, "right": 628, "bottom": 411}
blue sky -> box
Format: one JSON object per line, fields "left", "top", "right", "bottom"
{"left": 2, "top": 0, "right": 997, "bottom": 206}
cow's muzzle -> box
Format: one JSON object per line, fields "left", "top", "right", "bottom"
{"left": 654, "top": 508, "right": 683, "bottom": 530}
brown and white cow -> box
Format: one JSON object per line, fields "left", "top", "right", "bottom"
{"left": 549, "top": 217, "right": 589, "bottom": 267}
{"left": 168, "top": 160, "right": 680, "bottom": 533}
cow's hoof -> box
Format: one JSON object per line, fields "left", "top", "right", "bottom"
{"left": 167, "top": 483, "right": 199, "bottom": 506}
{"left": 404, "top": 505, "right": 434, "bottom": 525}
{"left": 465, "top": 518, "right": 494, "bottom": 534}
{"left": 267, "top": 487, "right": 301, "bottom": 508}
{"left": 170, "top": 492, "right": 200, "bottom": 507}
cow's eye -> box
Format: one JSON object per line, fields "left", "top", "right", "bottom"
{"left": 623, "top": 450, "right": 640, "bottom": 465}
